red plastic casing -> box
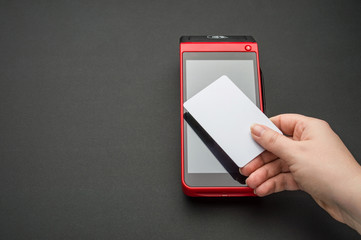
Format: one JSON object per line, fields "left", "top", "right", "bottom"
{"left": 180, "top": 42, "right": 263, "bottom": 197}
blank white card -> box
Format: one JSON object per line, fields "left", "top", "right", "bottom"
{"left": 183, "top": 75, "right": 282, "bottom": 167}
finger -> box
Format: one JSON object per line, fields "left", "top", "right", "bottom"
{"left": 254, "top": 173, "right": 299, "bottom": 197}
{"left": 240, "top": 151, "right": 278, "bottom": 176}
{"left": 251, "top": 124, "right": 297, "bottom": 162}
{"left": 246, "top": 158, "right": 289, "bottom": 189}
{"left": 270, "top": 114, "right": 310, "bottom": 136}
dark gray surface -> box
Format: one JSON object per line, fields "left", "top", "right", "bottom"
{"left": 0, "top": 0, "right": 360, "bottom": 239}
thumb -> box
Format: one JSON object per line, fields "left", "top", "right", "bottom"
{"left": 251, "top": 124, "right": 297, "bottom": 162}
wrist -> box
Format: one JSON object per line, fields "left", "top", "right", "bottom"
{"left": 336, "top": 165, "right": 361, "bottom": 234}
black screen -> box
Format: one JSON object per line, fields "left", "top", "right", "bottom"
{"left": 183, "top": 52, "right": 259, "bottom": 186}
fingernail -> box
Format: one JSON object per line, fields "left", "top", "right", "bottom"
{"left": 253, "top": 189, "right": 257, "bottom": 195}
{"left": 251, "top": 124, "right": 265, "bottom": 137}
{"left": 239, "top": 168, "right": 243, "bottom": 174}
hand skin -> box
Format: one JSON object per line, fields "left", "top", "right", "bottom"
{"left": 240, "top": 114, "right": 361, "bottom": 234}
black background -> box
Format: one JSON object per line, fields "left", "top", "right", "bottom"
{"left": 1, "top": 1, "right": 361, "bottom": 239}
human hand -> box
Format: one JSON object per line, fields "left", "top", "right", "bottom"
{"left": 240, "top": 114, "right": 361, "bottom": 233}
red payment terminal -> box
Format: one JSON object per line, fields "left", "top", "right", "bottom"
{"left": 180, "top": 36, "right": 264, "bottom": 197}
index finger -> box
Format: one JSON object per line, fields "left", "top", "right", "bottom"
{"left": 240, "top": 150, "right": 278, "bottom": 176}
{"left": 270, "top": 114, "right": 311, "bottom": 136}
